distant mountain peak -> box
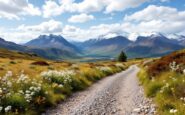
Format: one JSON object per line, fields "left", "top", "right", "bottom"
{"left": 128, "top": 32, "right": 165, "bottom": 41}
{"left": 25, "top": 34, "right": 81, "bottom": 55}
{"left": 97, "top": 32, "right": 128, "bottom": 40}
{"left": 167, "top": 34, "right": 185, "bottom": 41}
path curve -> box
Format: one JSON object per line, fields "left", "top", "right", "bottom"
{"left": 46, "top": 65, "right": 156, "bottom": 115}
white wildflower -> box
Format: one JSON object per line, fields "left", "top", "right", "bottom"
{"left": 97, "top": 67, "right": 112, "bottom": 72}
{"left": 18, "top": 90, "right": 24, "bottom": 94}
{"left": 169, "top": 61, "right": 179, "bottom": 72}
{"left": 0, "top": 88, "right": 2, "bottom": 94}
{"left": 59, "top": 84, "right": 63, "bottom": 88}
{"left": 169, "top": 109, "right": 177, "bottom": 113}
{"left": 7, "top": 81, "right": 12, "bottom": 87}
{"left": 4, "top": 106, "right": 11, "bottom": 113}
{"left": 31, "top": 92, "right": 35, "bottom": 96}
{"left": 0, "top": 106, "right": 3, "bottom": 112}
{"left": 115, "top": 63, "right": 124, "bottom": 68}
{"left": 25, "top": 90, "right": 31, "bottom": 94}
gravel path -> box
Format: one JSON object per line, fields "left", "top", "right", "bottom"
{"left": 46, "top": 65, "right": 156, "bottom": 115}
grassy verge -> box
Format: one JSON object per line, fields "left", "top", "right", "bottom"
{"left": 0, "top": 59, "right": 132, "bottom": 115}
{"left": 138, "top": 49, "right": 185, "bottom": 115}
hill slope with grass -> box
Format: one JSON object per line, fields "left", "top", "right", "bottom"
{"left": 0, "top": 36, "right": 80, "bottom": 60}
{"left": 138, "top": 49, "right": 185, "bottom": 114}
{"left": 0, "top": 48, "right": 133, "bottom": 114}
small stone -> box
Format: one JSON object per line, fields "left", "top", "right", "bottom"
{"left": 133, "top": 108, "right": 141, "bottom": 113}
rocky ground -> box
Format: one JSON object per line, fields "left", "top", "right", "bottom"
{"left": 46, "top": 65, "right": 156, "bottom": 115}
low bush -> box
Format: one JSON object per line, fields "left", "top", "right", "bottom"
{"left": 9, "top": 61, "right": 16, "bottom": 64}
{"left": 31, "top": 61, "right": 49, "bottom": 66}
{"left": 147, "top": 50, "right": 185, "bottom": 77}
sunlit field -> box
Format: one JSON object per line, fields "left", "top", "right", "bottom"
{"left": 0, "top": 49, "right": 140, "bottom": 114}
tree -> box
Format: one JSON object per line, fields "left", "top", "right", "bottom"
{"left": 118, "top": 51, "right": 127, "bottom": 62}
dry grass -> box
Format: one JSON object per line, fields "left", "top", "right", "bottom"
{"left": 0, "top": 49, "right": 141, "bottom": 114}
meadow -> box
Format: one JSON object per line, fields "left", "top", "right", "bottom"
{"left": 0, "top": 49, "right": 137, "bottom": 115}
{"left": 138, "top": 49, "right": 185, "bottom": 115}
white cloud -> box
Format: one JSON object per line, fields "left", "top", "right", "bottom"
{"left": 42, "top": 0, "right": 64, "bottom": 18}
{"left": 42, "top": 0, "right": 149, "bottom": 17}
{"left": 63, "top": 5, "right": 185, "bottom": 41}
{"left": 62, "top": 23, "right": 124, "bottom": 41}
{"left": 122, "top": 5, "right": 185, "bottom": 34}
{"left": 1, "top": 5, "right": 185, "bottom": 43}
{"left": 0, "top": 20, "right": 63, "bottom": 43}
{"left": 104, "top": 0, "right": 149, "bottom": 13}
{"left": 18, "top": 20, "right": 62, "bottom": 33}
{"left": 0, "top": 0, "right": 41, "bottom": 19}
{"left": 68, "top": 13, "right": 94, "bottom": 23}
{"left": 0, "top": 32, "right": 37, "bottom": 43}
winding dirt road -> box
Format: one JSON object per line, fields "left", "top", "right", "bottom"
{"left": 46, "top": 65, "right": 155, "bottom": 115}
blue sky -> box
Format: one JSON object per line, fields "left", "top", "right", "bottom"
{"left": 0, "top": 0, "right": 185, "bottom": 43}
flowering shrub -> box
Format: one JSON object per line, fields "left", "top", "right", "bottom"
{"left": 169, "top": 109, "right": 177, "bottom": 113}
{"left": 41, "top": 70, "right": 75, "bottom": 86}
{"left": 0, "top": 71, "right": 47, "bottom": 114}
{"left": 115, "top": 63, "right": 125, "bottom": 68}
{"left": 97, "top": 66, "right": 113, "bottom": 75}
{"left": 169, "top": 61, "right": 180, "bottom": 72}
{"left": 169, "top": 61, "right": 185, "bottom": 74}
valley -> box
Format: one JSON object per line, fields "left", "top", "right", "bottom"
{"left": 0, "top": 32, "right": 184, "bottom": 61}
{"left": 0, "top": 32, "right": 184, "bottom": 115}
{"left": 0, "top": 1, "right": 185, "bottom": 114}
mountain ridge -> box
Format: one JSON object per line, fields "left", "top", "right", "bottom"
{"left": 0, "top": 32, "right": 184, "bottom": 60}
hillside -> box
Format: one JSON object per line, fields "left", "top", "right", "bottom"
{"left": 0, "top": 33, "right": 184, "bottom": 60}
{"left": 138, "top": 49, "right": 185, "bottom": 114}
{"left": 0, "top": 38, "right": 27, "bottom": 52}
{"left": 125, "top": 35, "right": 184, "bottom": 58}
{"left": 0, "top": 48, "right": 41, "bottom": 60}
{"left": 25, "top": 34, "right": 81, "bottom": 53}
{"left": 0, "top": 47, "right": 132, "bottom": 114}
{"left": 82, "top": 36, "right": 132, "bottom": 56}
{"left": 0, "top": 36, "right": 80, "bottom": 60}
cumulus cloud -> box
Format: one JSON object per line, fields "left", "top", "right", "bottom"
{"left": 104, "top": 0, "right": 149, "bottom": 13}
{"left": 122, "top": 5, "right": 185, "bottom": 34}
{"left": 1, "top": 5, "right": 185, "bottom": 43}
{"left": 42, "top": 0, "right": 64, "bottom": 18}
{"left": 63, "top": 5, "right": 185, "bottom": 41}
{"left": 0, "top": 0, "right": 41, "bottom": 20}
{"left": 42, "top": 0, "right": 149, "bottom": 17}
{"left": 62, "top": 23, "right": 124, "bottom": 41}
{"left": 17, "top": 20, "right": 62, "bottom": 33}
{"left": 0, "top": 20, "right": 63, "bottom": 43}
{"left": 68, "top": 13, "right": 94, "bottom": 23}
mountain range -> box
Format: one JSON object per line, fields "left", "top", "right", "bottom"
{"left": 0, "top": 32, "right": 184, "bottom": 60}
{"left": 0, "top": 35, "right": 81, "bottom": 60}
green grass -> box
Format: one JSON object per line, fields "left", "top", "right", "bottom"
{"left": 0, "top": 61, "right": 131, "bottom": 115}
{"left": 138, "top": 49, "right": 185, "bottom": 114}
{"left": 138, "top": 65, "right": 185, "bottom": 114}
